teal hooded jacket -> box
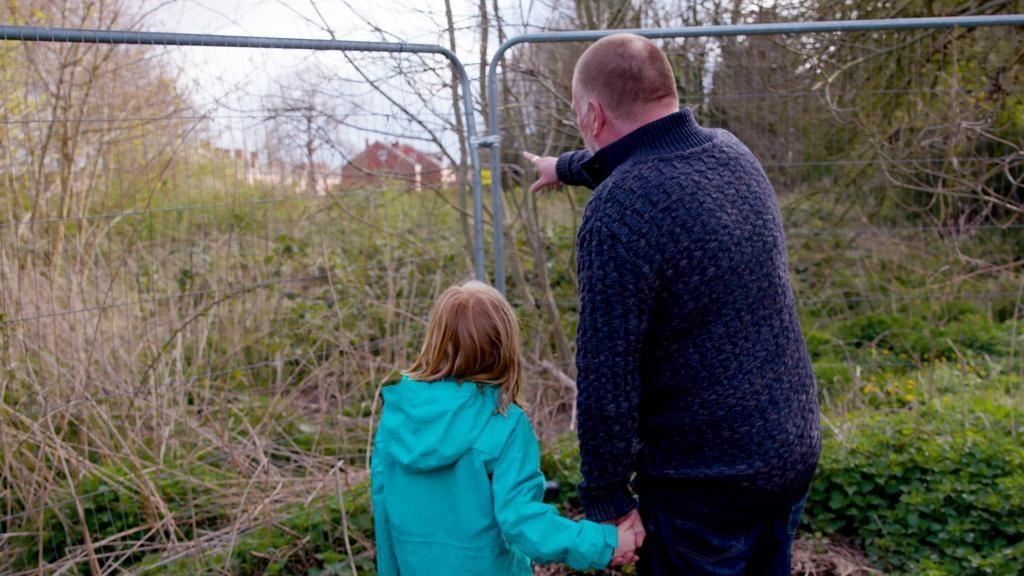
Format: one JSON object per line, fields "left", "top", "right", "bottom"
{"left": 371, "top": 376, "right": 617, "bottom": 575}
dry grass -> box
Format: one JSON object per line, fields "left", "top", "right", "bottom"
{"left": 0, "top": 181, "right": 493, "bottom": 573}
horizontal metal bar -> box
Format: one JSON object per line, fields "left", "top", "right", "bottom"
{"left": 0, "top": 25, "right": 447, "bottom": 54}
{"left": 494, "top": 15, "right": 1024, "bottom": 54}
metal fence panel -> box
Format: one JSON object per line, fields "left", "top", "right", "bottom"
{"left": 484, "top": 14, "right": 1024, "bottom": 295}
{"left": 0, "top": 26, "right": 483, "bottom": 574}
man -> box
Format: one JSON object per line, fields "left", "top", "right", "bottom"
{"left": 524, "top": 34, "right": 821, "bottom": 575}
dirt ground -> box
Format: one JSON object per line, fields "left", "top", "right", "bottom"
{"left": 792, "top": 537, "right": 882, "bottom": 575}
{"left": 533, "top": 537, "right": 882, "bottom": 575}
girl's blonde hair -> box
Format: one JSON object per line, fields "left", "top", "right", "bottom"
{"left": 404, "top": 280, "right": 523, "bottom": 411}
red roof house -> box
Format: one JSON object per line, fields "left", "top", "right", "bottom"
{"left": 341, "top": 141, "right": 453, "bottom": 191}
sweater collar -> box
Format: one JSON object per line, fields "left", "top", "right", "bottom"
{"left": 580, "top": 107, "right": 715, "bottom": 186}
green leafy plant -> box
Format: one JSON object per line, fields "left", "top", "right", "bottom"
{"left": 805, "top": 392, "right": 1024, "bottom": 575}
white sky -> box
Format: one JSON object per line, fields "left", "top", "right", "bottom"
{"left": 155, "top": 0, "right": 483, "bottom": 45}
{"left": 144, "top": 0, "right": 548, "bottom": 162}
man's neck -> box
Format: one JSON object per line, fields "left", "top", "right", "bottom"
{"left": 596, "top": 103, "right": 680, "bottom": 150}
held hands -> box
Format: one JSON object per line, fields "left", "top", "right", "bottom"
{"left": 609, "top": 508, "right": 645, "bottom": 567}
{"left": 522, "top": 151, "right": 559, "bottom": 193}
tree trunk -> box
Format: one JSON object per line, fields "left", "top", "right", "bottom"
{"left": 444, "top": 0, "right": 475, "bottom": 272}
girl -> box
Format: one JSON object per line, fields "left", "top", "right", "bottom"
{"left": 371, "top": 280, "right": 637, "bottom": 574}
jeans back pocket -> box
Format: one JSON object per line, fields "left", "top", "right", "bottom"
{"left": 671, "top": 518, "right": 748, "bottom": 564}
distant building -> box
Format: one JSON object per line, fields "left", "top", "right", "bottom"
{"left": 212, "top": 147, "right": 343, "bottom": 195}
{"left": 342, "top": 141, "right": 454, "bottom": 192}
{"left": 292, "top": 162, "right": 342, "bottom": 196}
{"left": 213, "top": 147, "right": 289, "bottom": 189}
{"left": 213, "top": 141, "right": 458, "bottom": 195}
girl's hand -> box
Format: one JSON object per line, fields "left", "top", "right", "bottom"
{"left": 610, "top": 509, "right": 644, "bottom": 566}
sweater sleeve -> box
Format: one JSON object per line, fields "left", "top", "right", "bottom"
{"left": 555, "top": 149, "right": 596, "bottom": 189}
{"left": 575, "top": 218, "right": 656, "bottom": 522}
{"left": 491, "top": 411, "right": 617, "bottom": 570}
{"left": 371, "top": 429, "right": 398, "bottom": 576}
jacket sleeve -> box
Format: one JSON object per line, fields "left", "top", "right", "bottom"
{"left": 575, "top": 219, "right": 656, "bottom": 522}
{"left": 371, "top": 429, "right": 399, "bottom": 576}
{"left": 555, "top": 149, "right": 596, "bottom": 189}
{"left": 491, "top": 411, "right": 617, "bottom": 570}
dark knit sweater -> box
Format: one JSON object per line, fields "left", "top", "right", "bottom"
{"left": 558, "top": 108, "right": 821, "bottom": 522}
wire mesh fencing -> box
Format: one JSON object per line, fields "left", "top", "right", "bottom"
{"left": 0, "top": 28, "right": 481, "bottom": 574}
{"left": 488, "top": 19, "right": 1023, "bottom": 423}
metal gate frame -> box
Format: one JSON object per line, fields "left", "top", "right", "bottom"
{"left": 0, "top": 25, "right": 489, "bottom": 282}
{"left": 481, "top": 14, "right": 1024, "bottom": 295}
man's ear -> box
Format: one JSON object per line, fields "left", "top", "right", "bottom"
{"left": 588, "top": 99, "right": 606, "bottom": 139}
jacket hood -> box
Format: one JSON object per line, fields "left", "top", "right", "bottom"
{"left": 379, "top": 376, "right": 500, "bottom": 471}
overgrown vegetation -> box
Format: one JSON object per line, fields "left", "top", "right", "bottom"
{"left": 2, "top": 1, "right": 1023, "bottom": 575}
{"left": 808, "top": 386, "right": 1024, "bottom": 575}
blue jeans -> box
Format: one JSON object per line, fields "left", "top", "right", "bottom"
{"left": 636, "top": 488, "right": 807, "bottom": 575}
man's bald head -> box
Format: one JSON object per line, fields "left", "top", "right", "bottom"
{"left": 572, "top": 34, "right": 678, "bottom": 123}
